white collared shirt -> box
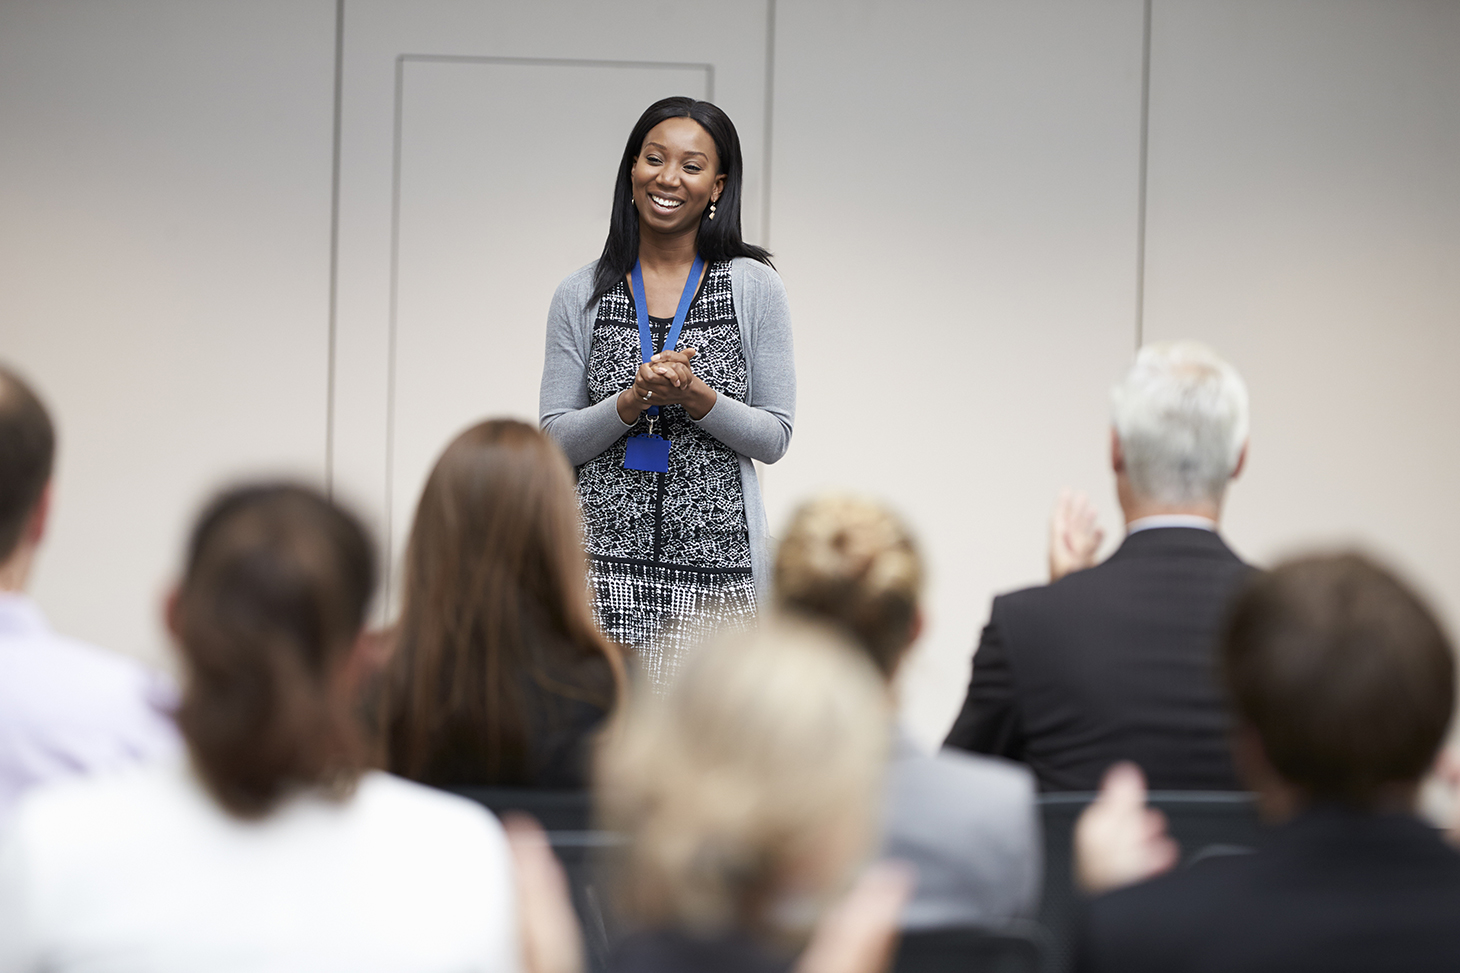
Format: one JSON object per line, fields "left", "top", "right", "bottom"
{"left": 0, "top": 593, "right": 180, "bottom": 825}
{"left": 1126, "top": 514, "right": 1219, "bottom": 535}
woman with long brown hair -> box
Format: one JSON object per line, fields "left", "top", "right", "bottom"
{"left": 382, "top": 419, "right": 623, "bottom": 789}
{"left": 0, "top": 484, "right": 519, "bottom": 971}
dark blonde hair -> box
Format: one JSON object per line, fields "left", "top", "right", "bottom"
{"left": 774, "top": 495, "right": 923, "bottom": 677}
{"left": 174, "top": 484, "right": 374, "bottom": 818}
{"left": 383, "top": 419, "right": 623, "bottom": 784}
{"left": 598, "top": 619, "right": 889, "bottom": 937}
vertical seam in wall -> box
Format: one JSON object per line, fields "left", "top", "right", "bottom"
{"left": 1135, "top": 0, "right": 1153, "bottom": 350}
{"left": 761, "top": 0, "right": 777, "bottom": 246}
{"left": 385, "top": 54, "right": 404, "bottom": 607}
{"left": 325, "top": 0, "right": 345, "bottom": 495}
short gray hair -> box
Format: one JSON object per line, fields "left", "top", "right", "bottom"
{"left": 1110, "top": 341, "right": 1249, "bottom": 506}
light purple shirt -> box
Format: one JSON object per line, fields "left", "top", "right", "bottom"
{"left": 0, "top": 593, "right": 180, "bottom": 826}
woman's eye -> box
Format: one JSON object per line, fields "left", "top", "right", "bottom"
{"left": 646, "top": 155, "right": 662, "bottom": 165}
{"left": 684, "top": 164, "right": 701, "bottom": 173}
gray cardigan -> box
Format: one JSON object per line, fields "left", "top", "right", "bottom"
{"left": 539, "top": 257, "right": 796, "bottom": 601}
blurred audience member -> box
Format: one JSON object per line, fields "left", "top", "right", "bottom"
{"left": 0, "top": 365, "right": 177, "bottom": 825}
{"left": 1076, "top": 553, "right": 1460, "bottom": 971}
{"left": 946, "top": 341, "right": 1252, "bottom": 791}
{"left": 776, "top": 494, "right": 1039, "bottom": 928}
{"left": 0, "top": 485, "right": 518, "bottom": 971}
{"left": 381, "top": 420, "right": 623, "bottom": 789}
{"left": 597, "top": 619, "right": 909, "bottom": 973}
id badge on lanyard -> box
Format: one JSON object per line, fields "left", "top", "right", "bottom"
{"left": 622, "top": 254, "right": 703, "bottom": 474}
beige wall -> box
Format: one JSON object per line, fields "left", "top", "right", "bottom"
{"left": 2, "top": 1, "right": 1457, "bottom": 746}
{"left": 0, "top": 1, "right": 337, "bottom": 673}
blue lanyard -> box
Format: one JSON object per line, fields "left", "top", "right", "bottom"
{"left": 630, "top": 254, "right": 703, "bottom": 418}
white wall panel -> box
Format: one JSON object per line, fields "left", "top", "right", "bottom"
{"left": 1142, "top": 0, "right": 1460, "bottom": 634}
{"left": 0, "top": 1, "right": 336, "bottom": 668}
{"left": 769, "top": 0, "right": 1147, "bottom": 744}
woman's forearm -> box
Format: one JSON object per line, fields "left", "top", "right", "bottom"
{"left": 615, "top": 388, "right": 648, "bottom": 425}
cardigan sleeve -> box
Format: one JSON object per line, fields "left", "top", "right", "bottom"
{"left": 539, "top": 267, "right": 633, "bottom": 467}
{"left": 691, "top": 260, "right": 796, "bottom": 463}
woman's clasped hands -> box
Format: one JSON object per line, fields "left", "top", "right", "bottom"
{"left": 630, "top": 347, "right": 716, "bottom": 419}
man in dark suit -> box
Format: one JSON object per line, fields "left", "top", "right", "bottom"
{"left": 1074, "top": 553, "right": 1460, "bottom": 972}
{"left": 945, "top": 342, "right": 1251, "bottom": 791}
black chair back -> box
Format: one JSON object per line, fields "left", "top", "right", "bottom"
{"left": 444, "top": 787, "right": 623, "bottom": 972}
{"left": 893, "top": 923, "right": 1046, "bottom": 973}
{"left": 445, "top": 786, "right": 594, "bottom": 831}
{"left": 1036, "top": 791, "right": 1262, "bottom": 973}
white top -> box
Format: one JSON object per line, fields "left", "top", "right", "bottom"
{"left": 1125, "top": 514, "right": 1218, "bottom": 534}
{"left": 0, "top": 593, "right": 180, "bottom": 826}
{"left": 0, "top": 760, "right": 520, "bottom": 973}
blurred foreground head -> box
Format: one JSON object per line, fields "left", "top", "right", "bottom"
{"left": 0, "top": 364, "right": 55, "bottom": 577}
{"left": 171, "top": 483, "right": 375, "bottom": 818}
{"left": 775, "top": 494, "right": 922, "bottom": 678}
{"left": 1223, "top": 553, "right": 1455, "bottom": 811}
{"left": 598, "top": 619, "right": 890, "bottom": 941}
{"left": 1110, "top": 341, "right": 1248, "bottom": 511}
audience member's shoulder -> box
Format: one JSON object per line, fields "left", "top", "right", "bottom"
{"left": 352, "top": 771, "right": 508, "bottom": 845}
{"left": 3, "top": 758, "right": 194, "bottom": 850}
{"left": 1083, "top": 851, "right": 1252, "bottom": 963}
{"left": 0, "top": 622, "right": 178, "bottom": 742}
{"left": 926, "top": 747, "right": 1035, "bottom": 800}
{"left": 52, "top": 629, "right": 174, "bottom": 696}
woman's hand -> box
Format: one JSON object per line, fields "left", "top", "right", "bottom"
{"left": 627, "top": 348, "right": 717, "bottom": 421}
{"left": 505, "top": 814, "right": 584, "bottom": 973}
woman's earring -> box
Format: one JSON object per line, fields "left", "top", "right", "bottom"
{"left": 707, "top": 199, "right": 717, "bottom": 221}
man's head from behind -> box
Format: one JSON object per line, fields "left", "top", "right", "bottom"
{"left": 1223, "top": 553, "right": 1455, "bottom": 812}
{"left": 1110, "top": 341, "right": 1248, "bottom": 515}
{"left": 0, "top": 365, "right": 55, "bottom": 576}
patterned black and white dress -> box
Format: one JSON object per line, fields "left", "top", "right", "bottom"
{"left": 577, "top": 261, "right": 757, "bottom": 689}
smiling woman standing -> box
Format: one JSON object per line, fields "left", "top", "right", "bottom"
{"left": 540, "top": 97, "right": 794, "bottom": 690}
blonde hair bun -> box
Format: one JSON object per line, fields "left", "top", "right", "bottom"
{"left": 774, "top": 494, "right": 923, "bottom": 676}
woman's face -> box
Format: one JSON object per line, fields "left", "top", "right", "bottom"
{"left": 630, "top": 117, "right": 727, "bottom": 237}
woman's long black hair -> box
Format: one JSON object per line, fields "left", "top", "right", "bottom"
{"left": 589, "top": 96, "right": 772, "bottom": 308}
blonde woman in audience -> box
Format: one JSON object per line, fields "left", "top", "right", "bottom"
{"left": 776, "top": 495, "right": 1041, "bottom": 929}
{"left": 0, "top": 485, "right": 520, "bottom": 972}
{"left": 597, "top": 619, "right": 911, "bottom": 973}
{"left": 380, "top": 419, "right": 624, "bottom": 789}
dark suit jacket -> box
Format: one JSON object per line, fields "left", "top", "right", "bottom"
{"left": 1077, "top": 806, "right": 1460, "bottom": 973}
{"left": 944, "top": 527, "right": 1248, "bottom": 792}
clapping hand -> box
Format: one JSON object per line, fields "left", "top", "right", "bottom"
{"left": 1049, "top": 488, "right": 1104, "bottom": 582}
{"left": 796, "top": 862, "right": 914, "bottom": 973}
{"left": 1074, "top": 762, "right": 1179, "bottom": 894}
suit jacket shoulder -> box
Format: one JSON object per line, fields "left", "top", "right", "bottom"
{"left": 950, "top": 529, "right": 1252, "bottom": 791}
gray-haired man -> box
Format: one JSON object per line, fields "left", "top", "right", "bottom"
{"left": 944, "top": 342, "right": 1252, "bottom": 792}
